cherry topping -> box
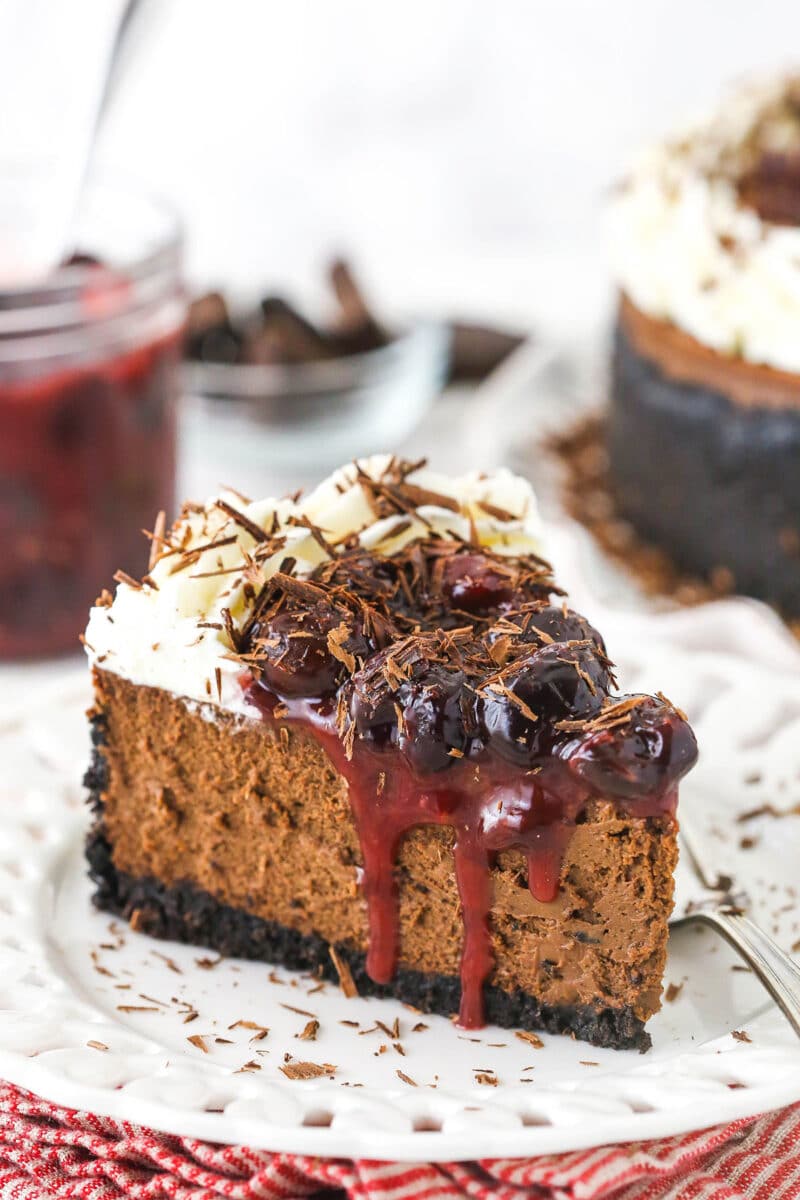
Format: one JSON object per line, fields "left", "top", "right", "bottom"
{"left": 398, "top": 665, "right": 468, "bottom": 773}
{"left": 441, "top": 553, "right": 515, "bottom": 613}
{"left": 346, "top": 665, "right": 398, "bottom": 750}
{"left": 347, "top": 645, "right": 468, "bottom": 772}
{"left": 564, "top": 695, "right": 699, "bottom": 798}
{"left": 480, "top": 642, "right": 610, "bottom": 765}
{"left": 253, "top": 603, "right": 366, "bottom": 698}
{"left": 516, "top": 605, "right": 606, "bottom": 654}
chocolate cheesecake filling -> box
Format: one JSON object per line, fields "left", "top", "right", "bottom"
{"left": 86, "top": 673, "right": 681, "bottom": 1050}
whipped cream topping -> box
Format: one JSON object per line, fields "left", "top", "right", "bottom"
{"left": 84, "top": 456, "right": 544, "bottom": 715}
{"left": 609, "top": 74, "right": 800, "bottom": 373}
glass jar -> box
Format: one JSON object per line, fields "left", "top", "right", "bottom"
{"left": 0, "top": 169, "right": 184, "bottom": 659}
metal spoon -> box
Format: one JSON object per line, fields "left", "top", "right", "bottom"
{"left": 671, "top": 812, "right": 800, "bottom": 1039}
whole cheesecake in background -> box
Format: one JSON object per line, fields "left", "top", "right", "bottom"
{"left": 609, "top": 74, "right": 800, "bottom": 618}
{"left": 84, "top": 457, "right": 697, "bottom": 1051}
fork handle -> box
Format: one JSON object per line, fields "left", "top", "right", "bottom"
{"left": 691, "top": 909, "right": 800, "bottom": 1040}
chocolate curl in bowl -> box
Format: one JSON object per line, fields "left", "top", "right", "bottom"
{"left": 248, "top": 263, "right": 389, "bottom": 362}
{"left": 328, "top": 258, "right": 526, "bottom": 380}
{"left": 328, "top": 258, "right": 388, "bottom": 356}
{"left": 185, "top": 291, "right": 242, "bottom": 364}
{"left": 246, "top": 297, "right": 334, "bottom": 365}
{"left": 183, "top": 255, "right": 529, "bottom": 386}
{"left": 185, "top": 260, "right": 391, "bottom": 367}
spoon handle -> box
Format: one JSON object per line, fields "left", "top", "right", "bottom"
{"left": 687, "top": 908, "right": 800, "bottom": 1040}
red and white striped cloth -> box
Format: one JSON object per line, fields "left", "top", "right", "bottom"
{"left": 0, "top": 1083, "right": 798, "bottom": 1200}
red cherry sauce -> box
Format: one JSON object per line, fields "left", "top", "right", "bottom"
{"left": 245, "top": 680, "right": 689, "bottom": 1028}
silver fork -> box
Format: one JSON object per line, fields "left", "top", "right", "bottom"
{"left": 670, "top": 812, "right": 800, "bottom": 1039}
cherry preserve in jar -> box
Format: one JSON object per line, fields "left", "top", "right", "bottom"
{"left": 0, "top": 172, "right": 185, "bottom": 658}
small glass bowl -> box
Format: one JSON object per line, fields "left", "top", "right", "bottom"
{"left": 180, "top": 321, "right": 450, "bottom": 498}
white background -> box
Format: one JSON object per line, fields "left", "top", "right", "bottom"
{"left": 3, "top": 0, "right": 800, "bottom": 339}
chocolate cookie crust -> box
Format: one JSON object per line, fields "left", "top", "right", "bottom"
{"left": 85, "top": 670, "right": 680, "bottom": 1051}
{"left": 85, "top": 824, "right": 650, "bottom": 1051}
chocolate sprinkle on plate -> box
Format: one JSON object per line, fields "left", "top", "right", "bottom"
{"left": 280, "top": 1061, "right": 336, "bottom": 1080}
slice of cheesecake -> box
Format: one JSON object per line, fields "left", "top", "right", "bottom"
{"left": 84, "top": 456, "right": 697, "bottom": 1050}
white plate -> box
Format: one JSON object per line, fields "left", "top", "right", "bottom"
{"left": 1, "top": 615, "right": 800, "bottom": 1162}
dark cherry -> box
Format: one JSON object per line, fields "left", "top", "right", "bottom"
{"left": 516, "top": 605, "right": 606, "bottom": 654}
{"left": 478, "top": 690, "right": 536, "bottom": 765}
{"left": 564, "top": 695, "right": 699, "bottom": 799}
{"left": 345, "top": 670, "right": 399, "bottom": 750}
{"left": 347, "top": 648, "right": 468, "bottom": 771}
{"left": 441, "top": 553, "right": 515, "bottom": 614}
{"left": 398, "top": 664, "right": 468, "bottom": 774}
{"left": 255, "top": 604, "right": 366, "bottom": 699}
{"left": 480, "top": 641, "right": 610, "bottom": 765}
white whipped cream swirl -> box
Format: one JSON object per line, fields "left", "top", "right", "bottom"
{"left": 610, "top": 74, "right": 800, "bottom": 373}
